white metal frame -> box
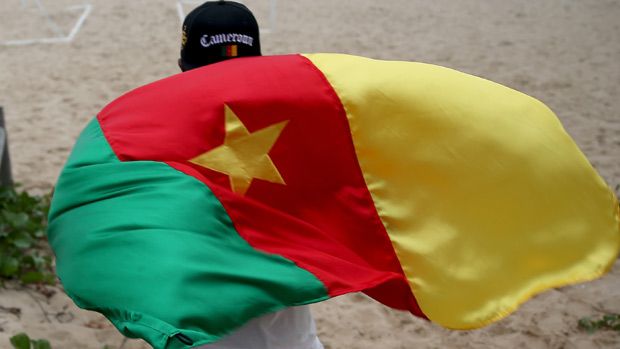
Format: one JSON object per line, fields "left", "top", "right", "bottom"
{"left": 1, "top": 0, "right": 92, "bottom": 46}
{"left": 176, "top": 0, "right": 277, "bottom": 34}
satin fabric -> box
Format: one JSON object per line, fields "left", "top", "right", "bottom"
{"left": 48, "top": 54, "right": 620, "bottom": 349}
{"left": 306, "top": 53, "right": 620, "bottom": 329}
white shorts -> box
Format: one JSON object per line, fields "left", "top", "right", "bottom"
{"left": 197, "top": 305, "right": 323, "bottom": 349}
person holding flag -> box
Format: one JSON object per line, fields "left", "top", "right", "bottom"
{"left": 177, "top": 1, "right": 323, "bottom": 348}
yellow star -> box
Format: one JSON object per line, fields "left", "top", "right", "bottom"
{"left": 190, "top": 105, "right": 288, "bottom": 195}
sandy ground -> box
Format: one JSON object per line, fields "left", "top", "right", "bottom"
{"left": 0, "top": 0, "right": 619, "bottom": 348}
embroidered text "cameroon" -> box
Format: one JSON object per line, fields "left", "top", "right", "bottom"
{"left": 201, "top": 33, "right": 254, "bottom": 48}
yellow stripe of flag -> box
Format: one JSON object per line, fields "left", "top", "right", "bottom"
{"left": 305, "top": 53, "right": 620, "bottom": 329}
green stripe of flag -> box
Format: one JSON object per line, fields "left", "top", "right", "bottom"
{"left": 48, "top": 118, "right": 328, "bottom": 348}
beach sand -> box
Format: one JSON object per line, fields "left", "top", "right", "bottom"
{"left": 1, "top": 0, "right": 619, "bottom": 348}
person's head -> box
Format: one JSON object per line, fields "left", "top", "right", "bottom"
{"left": 179, "top": 0, "right": 261, "bottom": 71}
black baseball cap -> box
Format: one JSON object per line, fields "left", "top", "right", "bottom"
{"left": 180, "top": 0, "right": 261, "bottom": 70}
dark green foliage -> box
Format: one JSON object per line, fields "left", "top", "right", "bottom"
{"left": 9, "top": 333, "right": 52, "bottom": 349}
{"left": 0, "top": 185, "right": 54, "bottom": 285}
{"left": 31, "top": 339, "right": 52, "bottom": 349}
{"left": 9, "top": 333, "right": 31, "bottom": 349}
{"left": 10, "top": 333, "right": 116, "bottom": 349}
{"left": 578, "top": 314, "right": 620, "bottom": 334}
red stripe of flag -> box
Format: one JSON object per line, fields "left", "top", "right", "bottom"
{"left": 97, "top": 54, "right": 425, "bottom": 317}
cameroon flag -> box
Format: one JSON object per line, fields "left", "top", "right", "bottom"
{"left": 48, "top": 54, "right": 620, "bottom": 349}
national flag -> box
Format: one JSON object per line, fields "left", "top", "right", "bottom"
{"left": 48, "top": 54, "right": 620, "bottom": 349}
{"left": 222, "top": 44, "right": 238, "bottom": 57}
